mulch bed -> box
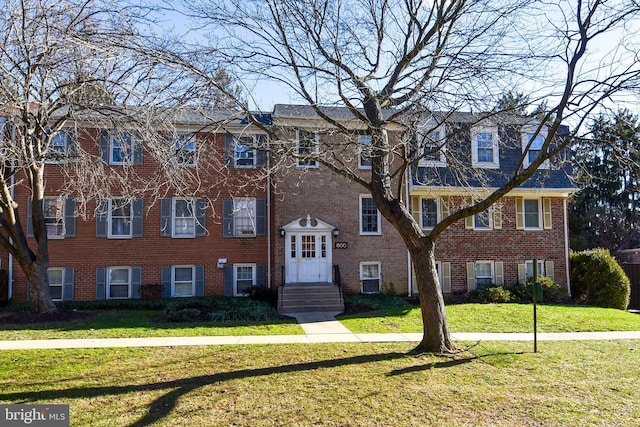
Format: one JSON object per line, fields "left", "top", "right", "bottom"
{"left": 0, "top": 310, "right": 96, "bottom": 325}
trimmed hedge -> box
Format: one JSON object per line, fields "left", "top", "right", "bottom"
{"left": 163, "top": 297, "right": 281, "bottom": 322}
{"left": 468, "top": 285, "right": 514, "bottom": 303}
{"left": 2, "top": 296, "right": 282, "bottom": 323}
{"left": 570, "top": 248, "right": 630, "bottom": 310}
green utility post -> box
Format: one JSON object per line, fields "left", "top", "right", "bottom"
{"left": 532, "top": 259, "right": 542, "bottom": 353}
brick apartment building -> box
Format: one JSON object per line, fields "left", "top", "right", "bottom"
{"left": 2, "top": 111, "right": 272, "bottom": 303}
{"left": 0, "top": 106, "right": 575, "bottom": 306}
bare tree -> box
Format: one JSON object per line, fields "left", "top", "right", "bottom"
{"left": 168, "top": 0, "right": 640, "bottom": 354}
{"left": 0, "top": 0, "right": 248, "bottom": 313}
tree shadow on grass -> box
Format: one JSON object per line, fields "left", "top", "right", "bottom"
{"left": 387, "top": 349, "right": 526, "bottom": 376}
{"left": 0, "top": 351, "right": 408, "bottom": 426}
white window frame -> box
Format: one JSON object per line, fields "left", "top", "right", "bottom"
{"left": 359, "top": 194, "right": 381, "bottom": 235}
{"left": 473, "top": 209, "right": 493, "bottom": 230}
{"left": 521, "top": 125, "right": 549, "bottom": 169}
{"left": 359, "top": 135, "right": 372, "bottom": 169}
{"left": 525, "top": 260, "right": 545, "bottom": 280}
{"left": 43, "top": 196, "right": 65, "bottom": 239}
{"left": 46, "top": 130, "right": 71, "bottom": 164}
{"left": 47, "top": 268, "right": 64, "bottom": 301}
{"left": 233, "top": 197, "right": 257, "bottom": 237}
{"left": 420, "top": 197, "right": 440, "bottom": 229}
{"left": 109, "top": 133, "right": 134, "bottom": 165}
{"left": 107, "top": 266, "right": 132, "bottom": 299}
{"left": 523, "top": 198, "right": 542, "bottom": 230}
{"left": 172, "top": 265, "right": 195, "bottom": 297}
{"left": 475, "top": 261, "right": 495, "bottom": 289}
{"left": 360, "top": 261, "right": 381, "bottom": 294}
{"left": 471, "top": 124, "right": 499, "bottom": 168}
{"left": 174, "top": 133, "right": 196, "bottom": 167}
{"left": 296, "top": 129, "right": 319, "bottom": 168}
{"left": 234, "top": 263, "right": 256, "bottom": 296}
{"left": 418, "top": 121, "right": 447, "bottom": 166}
{"left": 107, "top": 199, "right": 133, "bottom": 239}
{"left": 172, "top": 198, "right": 196, "bottom": 238}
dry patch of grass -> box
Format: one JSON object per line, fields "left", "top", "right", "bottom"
{"left": 0, "top": 341, "right": 638, "bottom": 426}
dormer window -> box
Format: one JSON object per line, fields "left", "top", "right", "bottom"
{"left": 418, "top": 122, "right": 446, "bottom": 166}
{"left": 522, "top": 125, "right": 549, "bottom": 169}
{"left": 471, "top": 124, "right": 499, "bottom": 168}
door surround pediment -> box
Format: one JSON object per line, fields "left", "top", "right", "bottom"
{"left": 281, "top": 214, "right": 336, "bottom": 234}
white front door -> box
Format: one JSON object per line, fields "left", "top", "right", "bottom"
{"left": 285, "top": 232, "right": 332, "bottom": 283}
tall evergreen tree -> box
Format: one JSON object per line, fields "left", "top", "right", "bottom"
{"left": 570, "top": 110, "right": 640, "bottom": 252}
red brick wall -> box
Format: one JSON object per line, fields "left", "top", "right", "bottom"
{"left": 431, "top": 196, "right": 569, "bottom": 292}
{"left": 272, "top": 129, "right": 409, "bottom": 294}
{"left": 9, "top": 129, "right": 270, "bottom": 301}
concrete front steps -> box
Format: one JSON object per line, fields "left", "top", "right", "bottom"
{"left": 278, "top": 283, "right": 344, "bottom": 315}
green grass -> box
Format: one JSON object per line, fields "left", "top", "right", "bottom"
{"left": 339, "top": 301, "right": 640, "bottom": 333}
{"left": 1, "top": 296, "right": 639, "bottom": 340}
{"left": 0, "top": 341, "right": 638, "bottom": 426}
{"left": 0, "top": 310, "right": 303, "bottom": 340}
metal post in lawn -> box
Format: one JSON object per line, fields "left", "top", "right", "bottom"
{"left": 533, "top": 259, "right": 538, "bottom": 353}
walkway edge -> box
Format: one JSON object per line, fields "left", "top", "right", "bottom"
{"left": 1, "top": 331, "right": 640, "bottom": 350}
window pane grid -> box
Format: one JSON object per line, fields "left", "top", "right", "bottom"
{"left": 48, "top": 131, "right": 69, "bottom": 161}
{"left": 525, "top": 261, "right": 545, "bottom": 279}
{"left": 110, "top": 200, "right": 131, "bottom": 236}
{"left": 297, "top": 130, "right": 317, "bottom": 166}
{"left": 477, "top": 133, "right": 494, "bottom": 163}
{"left": 109, "top": 268, "right": 130, "bottom": 299}
{"left": 174, "top": 267, "right": 194, "bottom": 297}
{"left": 361, "top": 263, "right": 381, "bottom": 293}
{"left": 175, "top": 134, "right": 196, "bottom": 166}
{"left": 44, "top": 198, "right": 64, "bottom": 237}
{"left": 174, "top": 199, "right": 195, "bottom": 236}
{"left": 421, "top": 198, "right": 438, "bottom": 228}
{"left": 524, "top": 199, "right": 540, "bottom": 228}
{"left": 234, "top": 136, "right": 256, "bottom": 167}
{"left": 48, "top": 268, "right": 63, "bottom": 300}
{"left": 233, "top": 199, "right": 256, "bottom": 236}
{"left": 475, "top": 262, "right": 493, "bottom": 288}
{"left": 236, "top": 265, "right": 255, "bottom": 295}
{"left": 301, "top": 235, "right": 316, "bottom": 258}
{"left": 474, "top": 210, "right": 491, "bottom": 229}
{"left": 361, "top": 197, "right": 379, "bottom": 233}
{"left": 111, "top": 134, "right": 132, "bottom": 164}
{"left": 359, "top": 135, "right": 372, "bottom": 168}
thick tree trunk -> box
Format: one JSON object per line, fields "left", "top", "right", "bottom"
{"left": 25, "top": 257, "right": 57, "bottom": 313}
{"left": 410, "top": 241, "right": 457, "bottom": 354}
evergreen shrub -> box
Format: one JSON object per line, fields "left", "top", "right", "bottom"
{"left": 570, "top": 248, "right": 630, "bottom": 310}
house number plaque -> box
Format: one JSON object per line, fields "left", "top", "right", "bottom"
{"left": 335, "top": 242, "right": 348, "bottom": 249}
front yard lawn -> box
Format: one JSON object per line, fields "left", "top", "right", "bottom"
{"left": 339, "top": 296, "right": 640, "bottom": 333}
{"left": 0, "top": 341, "right": 638, "bottom": 426}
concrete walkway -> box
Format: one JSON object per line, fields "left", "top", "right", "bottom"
{"left": 0, "top": 312, "right": 639, "bottom": 350}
